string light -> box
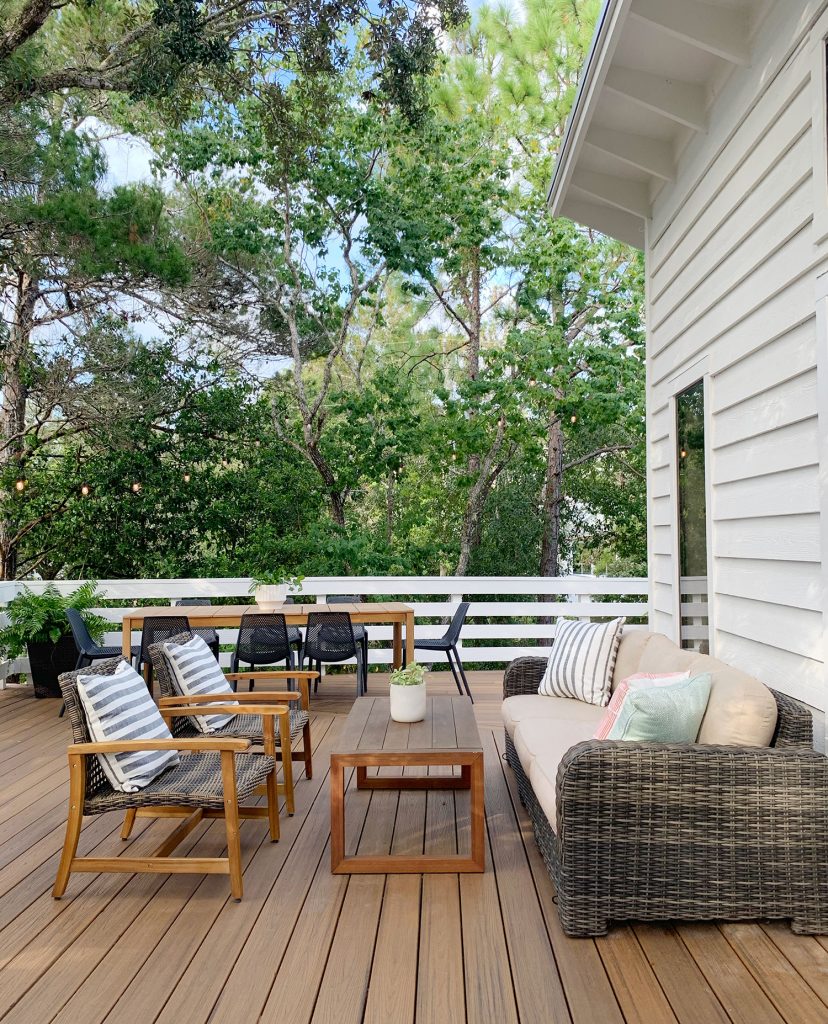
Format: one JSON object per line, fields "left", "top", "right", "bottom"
{"left": 570, "top": 414, "right": 577, "bottom": 424}
{"left": 680, "top": 449, "right": 688, "bottom": 459}
{"left": 14, "top": 478, "right": 26, "bottom": 493}
{"left": 80, "top": 483, "right": 91, "bottom": 497}
{"left": 183, "top": 472, "right": 191, "bottom": 483}
{"left": 131, "top": 481, "right": 142, "bottom": 494}
{"left": 221, "top": 458, "right": 230, "bottom": 469}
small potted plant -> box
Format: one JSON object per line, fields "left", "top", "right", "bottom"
{"left": 0, "top": 582, "right": 110, "bottom": 698}
{"left": 389, "top": 662, "right": 427, "bottom": 723}
{"left": 249, "top": 570, "right": 304, "bottom": 611}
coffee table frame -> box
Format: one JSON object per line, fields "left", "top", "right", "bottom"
{"left": 330, "top": 699, "right": 485, "bottom": 874}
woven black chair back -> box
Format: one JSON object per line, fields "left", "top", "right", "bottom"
{"left": 303, "top": 612, "right": 357, "bottom": 662}
{"left": 444, "top": 602, "right": 470, "bottom": 645}
{"left": 139, "top": 615, "right": 191, "bottom": 663}
{"left": 235, "top": 612, "right": 291, "bottom": 666}
{"left": 65, "top": 607, "right": 95, "bottom": 655}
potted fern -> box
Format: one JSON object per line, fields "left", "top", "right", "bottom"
{"left": 0, "top": 582, "right": 110, "bottom": 698}
{"left": 389, "top": 663, "right": 427, "bottom": 723}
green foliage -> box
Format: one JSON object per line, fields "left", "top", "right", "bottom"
{"left": 0, "top": 582, "right": 109, "bottom": 658}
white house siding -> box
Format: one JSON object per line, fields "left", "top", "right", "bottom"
{"left": 646, "top": 0, "right": 828, "bottom": 716}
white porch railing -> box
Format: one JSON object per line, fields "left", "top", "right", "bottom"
{"left": 0, "top": 575, "right": 650, "bottom": 677}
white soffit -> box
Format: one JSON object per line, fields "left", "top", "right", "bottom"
{"left": 548, "top": 0, "right": 760, "bottom": 248}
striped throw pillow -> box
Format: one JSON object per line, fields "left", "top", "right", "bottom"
{"left": 163, "top": 634, "right": 238, "bottom": 734}
{"left": 76, "top": 660, "right": 179, "bottom": 793}
{"left": 538, "top": 617, "right": 625, "bottom": 706}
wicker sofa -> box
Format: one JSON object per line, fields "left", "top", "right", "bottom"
{"left": 503, "top": 629, "right": 828, "bottom": 937}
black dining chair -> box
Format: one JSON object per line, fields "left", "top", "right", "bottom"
{"left": 230, "top": 611, "right": 294, "bottom": 691}
{"left": 326, "top": 594, "right": 368, "bottom": 672}
{"left": 60, "top": 608, "right": 142, "bottom": 717}
{"left": 404, "top": 602, "right": 472, "bottom": 701}
{"left": 173, "top": 598, "right": 221, "bottom": 660}
{"left": 138, "top": 614, "right": 193, "bottom": 688}
{"left": 281, "top": 595, "right": 304, "bottom": 662}
{"left": 300, "top": 611, "right": 367, "bottom": 697}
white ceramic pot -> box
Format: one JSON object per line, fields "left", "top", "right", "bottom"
{"left": 389, "top": 681, "right": 427, "bottom": 723}
{"left": 255, "top": 583, "right": 288, "bottom": 611}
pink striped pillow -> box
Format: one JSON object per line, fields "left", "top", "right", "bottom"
{"left": 593, "top": 672, "right": 691, "bottom": 740}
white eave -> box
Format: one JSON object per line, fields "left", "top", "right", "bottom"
{"left": 548, "top": 0, "right": 762, "bottom": 248}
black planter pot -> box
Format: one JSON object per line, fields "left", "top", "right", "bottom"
{"left": 26, "top": 634, "right": 78, "bottom": 698}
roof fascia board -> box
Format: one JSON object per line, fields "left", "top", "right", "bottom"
{"left": 547, "top": 0, "right": 633, "bottom": 216}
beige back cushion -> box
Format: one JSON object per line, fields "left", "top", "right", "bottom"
{"left": 617, "top": 631, "right": 777, "bottom": 747}
{"left": 610, "top": 628, "right": 656, "bottom": 690}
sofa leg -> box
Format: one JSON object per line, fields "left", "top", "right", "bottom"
{"left": 558, "top": 904, "right": 609, "bottom": 938}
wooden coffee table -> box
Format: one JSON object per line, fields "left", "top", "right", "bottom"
{"left": 330, "top": 695, "right": 485, "bottom": 874}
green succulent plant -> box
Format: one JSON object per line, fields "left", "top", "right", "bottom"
{"left": 389, "top": 663, "right": 426, "bottom": 687}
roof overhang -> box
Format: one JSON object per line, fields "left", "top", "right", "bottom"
{"left": 548, "top": 0, "right": 760, "bottom": 248}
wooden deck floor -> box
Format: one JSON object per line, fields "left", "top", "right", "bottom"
{"left": 1, "top": 674, "right": 828, "bottom": 1024}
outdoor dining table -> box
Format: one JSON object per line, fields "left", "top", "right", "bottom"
{"left": 120, "top": 601, "right": 416, "bottom": 667}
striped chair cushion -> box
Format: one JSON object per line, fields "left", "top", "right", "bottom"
{"left": 163, "top": 634, "right": 238, "bottom": 734}
{"left": 538, "top": 617, "right": 625, "bottom": 707}
{"left": 77, "top": 660, "right": 179, "bottom": 793}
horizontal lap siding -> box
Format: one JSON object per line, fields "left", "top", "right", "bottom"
{"left": 646, "top": 8, "right": 828, "bottom": 710}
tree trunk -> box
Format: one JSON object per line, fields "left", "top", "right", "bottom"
{"left": 539, "top": 413, "right": 563, "bottom": 643}
{"left": 385, "top": 470, "right": 394, "bottom": 544}
{"left": 540, "top": 412, "right": 563, "bottom": 579}
{"left": 0, "top": 270, "right": 37, "bottom": 579}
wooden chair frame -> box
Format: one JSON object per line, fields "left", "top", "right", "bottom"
{"left": 54, "top": 703, "right": 292, "bottom": 902}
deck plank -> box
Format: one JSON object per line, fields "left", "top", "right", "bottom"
{"left": 0, "top": 679, "right": 826, "bottom": 1024}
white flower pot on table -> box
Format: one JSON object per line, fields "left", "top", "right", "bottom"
{"left": 389, "top": 681, "right": 427, "bottom": 723}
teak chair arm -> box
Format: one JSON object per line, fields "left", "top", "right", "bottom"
{"left": 225, "top": 671, "right": 318, "bottom": 681}
{"left": 223, "top": 674, "right": 311, "bottom": 710}
{"left": 160, "top": 704, "right": 289, "bottom": 718}
{"left": 159, "top": 693, "right": 299, "bottom": 706}
{"left": 68, "top": 737, "right": 251, "bottom": 755}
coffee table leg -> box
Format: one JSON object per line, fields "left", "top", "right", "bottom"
{"left": 330, "top": 757, "right": 346, "bottom": 872}
{"left": 470, "top": 753, "right": 485, "bottom": 871}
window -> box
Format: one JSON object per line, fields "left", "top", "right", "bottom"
{"left": 676, "top": 381, "right": 709, "bottom": 653}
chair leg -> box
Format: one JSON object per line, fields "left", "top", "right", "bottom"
{"left": 121, "top": 808, "right": 137, "bottom": 840}
{"left": 53, "top": 754, "right": 85, "bottom": 898}
{"left": 58, "top": 702, "right": 66, "bottom": 718}
{"left": 220, "top": 751, "right": 244, "bottom": 901}
{"left": 303, "top": 721, "right": 313, "bottom": 780}
{"left": 315, "top": 661, "right": 321, "bottom": 694}
{"left": 445, "top": 648, "right": 463, "bottom": 695}
{"left": 266, "top": 763, "right": 280, "bottom": 842}
{"left": 452, "top": 645, "right": 473, "bottom": 703}
{"left": 362, "top": 635, "right": 369, "bottom": 693}
{"left": 279, "top": 713, "right": 295, "bottom": 815}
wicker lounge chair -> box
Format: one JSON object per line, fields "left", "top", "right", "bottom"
{"left": 502, "top": 654, "right": 828, "bottom": 937}
{"left": 54, "top": 658, "right": 287, "bottom": 901}
{"left": 149, "top": 632, "right": 316, "bottom": 802}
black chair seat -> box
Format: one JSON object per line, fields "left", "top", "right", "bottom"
{"left": 413, "top": 638, "right": 451, "bottom": 651}
{"left": 88, "top": 644, "right": 141, "bottom": 660}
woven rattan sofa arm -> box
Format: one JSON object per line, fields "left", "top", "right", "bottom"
{"left": 555, "top": 739, "right": 828, "bottom": 837}
{"left": 68, "top": 737, "right": 251, "bottom": 754}
{"left": 503, "top": 657, "right": 548, "bottom": 698}
{"left": 770, "top": 688, "right": 814, "bottom": 748}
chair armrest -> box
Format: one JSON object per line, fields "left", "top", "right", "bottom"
{"left": 225, "top": 671, "right": 318, "bottom": 681}
{"left": 555, "top": 739, "right": 828, "bottom": 842}
{"left": 770, "top": 688, "right": 814, "bottom": 748}
{"left": 68, "top": 737, "right": 251, "bottom": 754}
{"left": 160, "top": 692, "right": 300, "bottom": 706}
{"left": 503, "top": 657, "right": 548, "bottom": 698}
{"left": 160, "top": 704, "right": 288, "bottom": 719}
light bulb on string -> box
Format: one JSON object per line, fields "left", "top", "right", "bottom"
{"left": 14, "top": 478, "right": 26, "bottom": 493}
{"left": 221, "top": 458, "right": 230, "bottom": 469}
{"left": 570, "top": 414, "right": 577, "bottom": 424}
{"left": 183, "top": 472, "right": 191, "bottom": 484}
{"left": 680, "top": 449, "right": 688, "bottom": 459}
{"left": 80, "top": 483, "right": 91, "bottom": 497}
{"left": 131, "top": 481, "right": 142, "bottom": 494}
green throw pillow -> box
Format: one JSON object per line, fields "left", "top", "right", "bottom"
{"left": 607, "top": 672, "right": 712, "bottom": 743}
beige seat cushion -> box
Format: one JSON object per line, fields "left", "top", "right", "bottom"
{"left": 502, "top": 694, "right": 606, "bottom": 740}
{"left": 610, "top": 628, "right": 654, "bottom": 691}
{"left": 513, "top": 718, "right": 600, "bottom": 829}
{"left": 632, "top": 632, "right": 777, "bottom": 746}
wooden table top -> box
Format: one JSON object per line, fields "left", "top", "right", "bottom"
{"left": 122, "top": 602, "right": 413, "bottom": 622}
{"left": 332, "top": 695, "right": 482, "bottom": 755}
